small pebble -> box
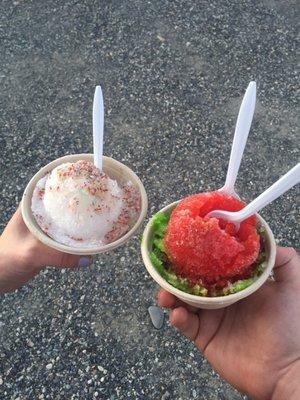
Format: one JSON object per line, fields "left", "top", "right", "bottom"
{"left": 148, "top": 306, "right": 164, "bottom": 329}
{"left": 97, "top": 365, "right": 107, "bottom": 373}
{"left": 157, "top": 34, "right": 165, "bottom": 42}
{"left": 46, "top": 363, "right": 53, "bottom": 370}
{"left": 26, "top": 339, "right": 34, "bottom": 348}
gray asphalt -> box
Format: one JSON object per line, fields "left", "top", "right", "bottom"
{"left": 0, "top": 1, "right": 299, "bottom": 399}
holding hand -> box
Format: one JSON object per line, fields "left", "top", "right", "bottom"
{"left": 0, "top": 207, "right": 92, "bottom": 293}
{"left": 158, "top": 247, "right": 300, "bottom": 400}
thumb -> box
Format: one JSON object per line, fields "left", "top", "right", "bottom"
{"left": 31, "top": 238, "right": 93, "bottom": 269}
{"left": 50, "top": 253, "right": 93, "bottom": 269}
{"left": 273, "top": 247, "right": 299, "bottom": 283}
{"left": 37, "top": 245, "right": 93, "bottom": 268}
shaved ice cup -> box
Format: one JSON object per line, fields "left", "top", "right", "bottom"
{"left": 141, "top": 200, "right": 276, "bottom": 309}
{"left": 22, "top": 154, "right": 148, "bottom": 255}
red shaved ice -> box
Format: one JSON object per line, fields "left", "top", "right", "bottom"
{"left": 164, "top": 192, "right": 260, "bottom": 284}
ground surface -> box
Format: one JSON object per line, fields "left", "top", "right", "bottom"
{"left": 0, "top": 1, "right": 299, "bottom": 399}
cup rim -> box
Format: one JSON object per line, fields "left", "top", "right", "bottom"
{"left": 141, "top": 200, "right": 276, "bottom": 304}
{"left": 22, "top": 154, "right": 148, "bottom": 255}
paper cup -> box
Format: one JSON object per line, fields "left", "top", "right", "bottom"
{"left": 141, "top": 201, "right": 276, "bottom": 309}
{"left": 22, "top": 154, "right": 148, "bottom": 255}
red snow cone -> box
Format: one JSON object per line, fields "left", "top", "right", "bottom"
{"left": 164, "top": 192, "right": 260, "bottom": 283}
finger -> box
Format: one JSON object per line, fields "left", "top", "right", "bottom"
{"left": 169, "top": 307, "right": 200, "bottom": 342}
{"left": 273, "top": 247, "right": 300, "bottom": 283}
{"left": 157, "top": 289, "right": 198, "bottom": 312}
{"left": 157, "top": 289, "right": 180, "bottom": 308}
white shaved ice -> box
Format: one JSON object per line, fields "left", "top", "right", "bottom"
{"left": 31, "top": 160, "right": 140, "bottom": 247}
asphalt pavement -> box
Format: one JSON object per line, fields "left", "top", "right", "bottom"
{"left": 0, "top": 1, "right": 299, "bottom": 399}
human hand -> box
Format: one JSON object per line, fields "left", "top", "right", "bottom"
{"left": 0, "top": 207, "right": 92, "bottom": 293}
{"left": 158, "top": 247, "right": 300, "bottom": 400}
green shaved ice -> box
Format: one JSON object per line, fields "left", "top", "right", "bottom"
{"left": 149, "top": 248, "right": 190, "bottom": 292}
{"left": 164, "top": 272, "right": 190, "bottom": 292}
{"left": 232, "top": 278, "right": 255, "bottom": 291}
{"left": 191, "top": 284, "right": 208, "bottom": 296}
{"left": 223, "top": 277, "right": 256, "bottom": 295}
{"left": 149, "top": 251, "right": 166, "bottom": 277}
{"left": 221, "top": 253, "right": 268, "bottom": 295}
{"left": 153, "top": 238, "right": 165, "bottom": 252}
{"left": 256, "top": 261, "right": 267, "bottom": 274}
{"left": 151, "top": 212, "right": 169, "bottom": 238}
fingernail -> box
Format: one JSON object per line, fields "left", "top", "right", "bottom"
{"left": 78, "top": 256, "right": 93, "bottom": 268}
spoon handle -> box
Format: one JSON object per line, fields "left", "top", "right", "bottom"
{"left": 237, "top": 163, "right": 300, "bottom": 221}
{"left": 93, "top": 85, "right": 104, "bottom": 170}
{"left": 221, "top": 81, "right": 256, "bottom": 195}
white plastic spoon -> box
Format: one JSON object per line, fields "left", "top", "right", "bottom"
{"left": 93, "top": 85, "right": 104, "bottom": 170}
{"left": 207, "top": 163, "right": 300, "bottom": 229}
{"left": 219, "top": 81, "right": 256, "bottom": 198}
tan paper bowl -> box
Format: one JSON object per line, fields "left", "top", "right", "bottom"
{"left": 141, "top": 201, "right": 276, "bottom": 309}
{"left": 22, "top": 154, "right": 148, "bottom": 255}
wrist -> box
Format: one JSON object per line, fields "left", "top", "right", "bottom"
{"left": 272, "top": 360, "right": 300, "bottom": 400}
{"left": 0, "top": 237, "right": 44, "bottom": 293}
